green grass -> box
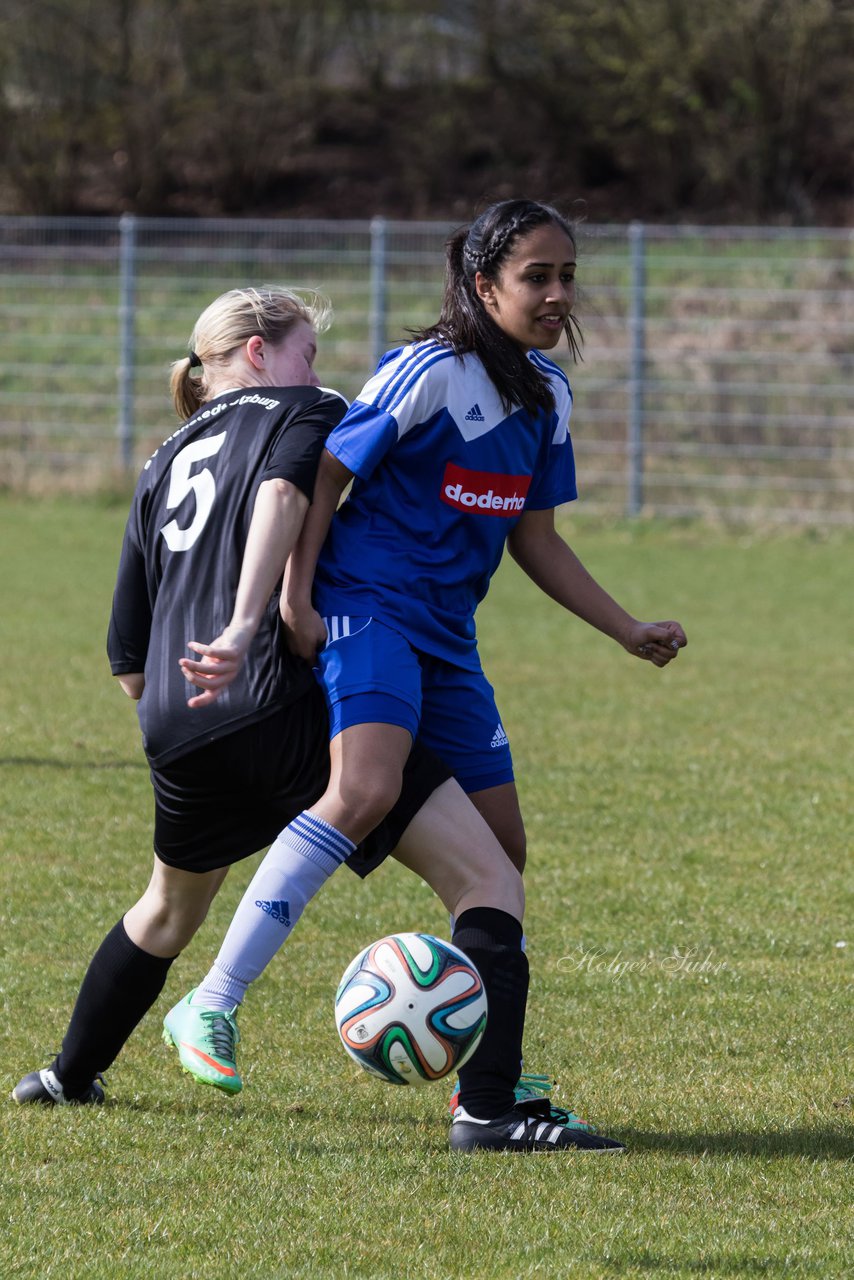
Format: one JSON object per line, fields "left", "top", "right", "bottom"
{"left": 1, "top": 498, "right": 852, "bottom": 1279}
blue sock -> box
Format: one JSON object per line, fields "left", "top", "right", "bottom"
{"left": 195, "top": 813, "right": 355, "bottom": 1010}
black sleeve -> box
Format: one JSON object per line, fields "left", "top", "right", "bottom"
{"left": 260, "top": 392, "right": 348, "bottom": 500}
{"left": 107, "top": 521, "right": 152, "bottom": 674}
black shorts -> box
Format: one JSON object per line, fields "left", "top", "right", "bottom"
{"left": 150, "top": 682, "right": 451, "bottom": 877}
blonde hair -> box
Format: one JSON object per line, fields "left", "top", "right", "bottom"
{"left": 170, "top": 286, "right": 333, "bottom": 421}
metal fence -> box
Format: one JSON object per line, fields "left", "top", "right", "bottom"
{"left": 1, "top": 215, "right": 852, "bottom": 523}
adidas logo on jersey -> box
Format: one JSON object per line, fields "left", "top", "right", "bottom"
{"left": 464, "top": 403, "right": 486, "bottom": 422}
{"left": 491, "top": 722, "right": 509, "bottom": 748}
{"left": 255, "top": 899, "right": 291, "bottom": 926}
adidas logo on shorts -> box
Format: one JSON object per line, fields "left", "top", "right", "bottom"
{"left": 491, "top": 722, "right": 509, "bottom": 748}
{"left": 255, "top": 899, "right": 291, "bottom": 926}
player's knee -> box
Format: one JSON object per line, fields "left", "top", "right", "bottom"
{"left": 332, "top": 768, "right": 404, "bottom": 840}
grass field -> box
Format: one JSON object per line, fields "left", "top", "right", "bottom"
{"left": 1, "top": 497, "right": 851, "bottom": 1279}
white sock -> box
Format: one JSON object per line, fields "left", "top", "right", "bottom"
{"left": 195, "top": 813, "right": 355, "bottom": 1010}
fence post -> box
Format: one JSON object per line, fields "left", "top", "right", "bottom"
{"left": 369, "top": 215, "right": 387, "bottom": 370}
{"left": 627, "top": 220, "right": 646, "bottom": 516}
{"left": 117, "top": 212, "right": 137, "bottom": 471}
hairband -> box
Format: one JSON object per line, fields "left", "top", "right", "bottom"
{"left": 188, "top": 351, "right": 202, "bottom": 369}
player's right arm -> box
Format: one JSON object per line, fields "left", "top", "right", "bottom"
{"left": 280, "top": 448, "right": 354, "bottom": 661}
{"left": 179, "top": 389, "right": 349, "bottom": 706}
{"left": 280, "top": 347, "right": 437, "bottom": 659}
{"left": 179, "top": 476, "right": 309, "bottom": 707}
{"left": 108, "top": 514, "right": 152, "bottom": 697}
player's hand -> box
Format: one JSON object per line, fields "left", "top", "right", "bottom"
{"left": 281, "top": 600, "right": 327, "bottom": 662}
{"left": 626, "top": 620, "right": 687, "bottom": 668}
{"left": 178, "top": 625, "right": 254, "bottom": 707}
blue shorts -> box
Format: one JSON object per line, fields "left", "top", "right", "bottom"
{"left": 316, "top": 615, "right": 514, "bottom": 795}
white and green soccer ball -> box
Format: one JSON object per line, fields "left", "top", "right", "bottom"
{"left": 334, "top": 932, "right": 487, "bottom": 1086}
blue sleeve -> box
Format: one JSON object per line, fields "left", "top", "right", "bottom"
{"left": 525, "top": 420, "right": 578, "bottom": 510}
{"left": 325, "top": 400, "right": 400, "bottom": 482}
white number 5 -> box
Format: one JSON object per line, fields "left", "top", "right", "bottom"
{"left": 160, "top": 432, "right": 227, "bottom": 552}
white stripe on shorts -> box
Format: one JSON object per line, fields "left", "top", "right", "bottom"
{"left": 324, "top": 615, "right": 354, "bottom": 645}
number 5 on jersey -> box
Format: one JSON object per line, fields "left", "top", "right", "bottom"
{"left": 160, "top": 432, "right": 227, "bottom": 552}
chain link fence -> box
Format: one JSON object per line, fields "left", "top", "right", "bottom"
{"left": 1, "top": 215, "right": 851, "bottom": 522}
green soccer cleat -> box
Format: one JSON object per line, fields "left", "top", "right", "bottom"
{"left": 448, "top": 1071, "right": 597, "bottom": 1132}
{"left": 512, "top": 1072, "right": 555, "bottom": 1106}
{"left": 162, "top": 989, "right": 242, "bottom": 1094}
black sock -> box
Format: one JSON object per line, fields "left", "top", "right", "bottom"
{"left": 452, "top": 906, "right": 528, "bottom": 1120}
{"left": 52, "top": 918, "right": 176, "bottom": 1096}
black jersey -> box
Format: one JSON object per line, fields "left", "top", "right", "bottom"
{"left": 108, "top": 385, "right": 347, "bottom": 767}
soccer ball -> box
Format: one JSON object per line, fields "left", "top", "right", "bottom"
{"left": 334, "top": 933, "right": 487, "bottom": 1086}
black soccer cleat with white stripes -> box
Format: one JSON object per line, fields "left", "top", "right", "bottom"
{"left": 450, "top": 1099, "right": 625, "bottom": 1153}
{"left": 12, "top": 1068, "right": 105, "bottom": 1106}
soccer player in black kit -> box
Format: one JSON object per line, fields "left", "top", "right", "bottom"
{"left": 12, "top": 286, "right": 532, "bottom": 1125}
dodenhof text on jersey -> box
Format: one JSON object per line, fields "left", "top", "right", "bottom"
{"left": 440, "top": 462, "right": 531, "bottom": 515}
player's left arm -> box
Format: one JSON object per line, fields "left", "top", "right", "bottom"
{"left": 117, "top": 673, "right": 145, "bottom": 699}
{"left": 507, "top": 506, "right": 687, "bottom": 667}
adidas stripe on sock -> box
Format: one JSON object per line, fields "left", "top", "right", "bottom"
{"left": 195, "top": 812, "right": 355, "bottom": 1011}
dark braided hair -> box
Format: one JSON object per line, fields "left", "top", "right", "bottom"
{"left": 412, "top": 199, "right": 582, "bottom": 417}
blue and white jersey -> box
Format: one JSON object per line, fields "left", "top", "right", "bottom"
{"left": 314, "top": 340, "right": 577, "bottom": 668}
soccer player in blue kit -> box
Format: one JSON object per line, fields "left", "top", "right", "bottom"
{"left": 175, "top": 200, "right": 686, "bottom": 1153}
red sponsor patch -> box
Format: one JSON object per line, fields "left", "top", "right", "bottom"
{"left": 440, "top": 462, "right": 531, "bottom": 516}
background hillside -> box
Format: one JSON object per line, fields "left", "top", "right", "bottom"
{"left": 1, "top": 0, "right": 852, "bottom": 225}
